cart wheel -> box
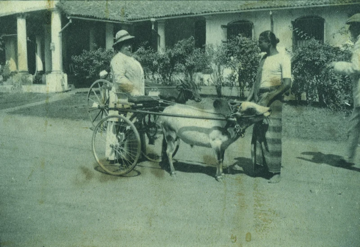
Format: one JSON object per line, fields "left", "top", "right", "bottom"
{"left": 92, "top": 115, "right": 141, "bottom": 176}
{"left": 87, "top": 79, "right": 113, "bottom": 128}
{"left": 140, "top": 114, "right": 179, "bottom": 162}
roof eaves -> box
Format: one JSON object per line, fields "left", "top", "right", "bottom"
{"left": 56, "top": 1, "right": 128, "bottom": 23}
{"left": 68, "top": 15, "right": 129, "bottom": 24}
{"left": 126, "top": 1, "right": 360, "bottom": 21}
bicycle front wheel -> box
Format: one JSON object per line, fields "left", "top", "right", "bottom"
{"left": 92, "top": 115, "right": 141, "bottom": 176}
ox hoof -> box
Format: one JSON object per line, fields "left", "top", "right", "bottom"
{"left": 215, "top": 175, "right": 223, "bottom": 182}
{"left": 170, "top": 171, "right": 177, "bottom": 177}
{"left": 268, "top": 173, "right": 281, "bottom": 183}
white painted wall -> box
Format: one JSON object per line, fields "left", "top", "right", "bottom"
{"left": 200, "top": 5, "right": 356, "bottom": 86}
{"left": 205, "top": 5, "right": 354, "bottom": 51}
{"left": 0, "top": 1, "right": 55, "bottom": 16}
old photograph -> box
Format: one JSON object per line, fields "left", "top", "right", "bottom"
{"left": 0, "top": 0, "right": 360, "bottom": 246}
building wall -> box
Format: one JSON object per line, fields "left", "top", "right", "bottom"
{"left": 205, "top": 5, "right": 359, "bottom": 51}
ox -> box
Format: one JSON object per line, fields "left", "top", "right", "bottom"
{"left": 159, "top": 99, "right": 271, "bottom": 181}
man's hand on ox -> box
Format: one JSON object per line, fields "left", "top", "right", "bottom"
{"left": 119, "top": 83, "right": 134, "bottom": 93}
{"left": 326, "top": 62, "right": 336, "bottom": 70}
{"left": 246, "top": 91, "right": 254, "bottom": 102}
{"left": 99, "top": 70, "right": 108, "bottom": 79}
{"left": 258, "top": 92, "right": 270, "bottom": 106}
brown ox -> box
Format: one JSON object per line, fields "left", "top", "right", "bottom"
{"left": 159, "top": 99, "right": 271, "bottom": 181}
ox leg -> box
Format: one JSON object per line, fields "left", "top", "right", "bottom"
{"left": 166, "top": 138, "right": 178, "bottom": 176}
{"left": 162, "top": 130, "right": 178, "bottom": 176}
{"left": 215, "top": 149, "right": 225, "bottom": 181}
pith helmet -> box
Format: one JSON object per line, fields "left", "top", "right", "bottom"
{"left": 113, "top": 30, "right": 134, "bottom": 47}
{"left": 346, "top": 13, "right": 360, "bottom": 24}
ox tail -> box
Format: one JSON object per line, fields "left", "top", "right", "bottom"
{"left": 159, "top": 124, "right": 169, "bottom": 170}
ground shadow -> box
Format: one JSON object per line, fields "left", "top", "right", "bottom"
{"left": 157, "top": 156, "right": 269, "bottom": 179}
{"left": 231, "top": 157, "right": 274, "bottom": 179}
{"left": 94, "top": 165, "right": 142, "bottom": 177}
{"left": 297, "top": 152, "right": 360, "bottom": 172}
{"left": 159, "top": 158, "right": 245, "bottom": 179}
{"left": 163, "top": 160, "right": 216, "bottom": 178}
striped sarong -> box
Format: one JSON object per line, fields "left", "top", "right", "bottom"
{"left": 251, "top": 98, "right": 283, "bottom": 173}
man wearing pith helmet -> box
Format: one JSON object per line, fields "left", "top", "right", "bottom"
{"left": 106, "top": 30, "right": 145, "bottom": 161}
{"left": 110, "top": 29, "right": 145, "bottom": 96}
{"left": 329, "top": 13, "right": 360, "bottom": 166}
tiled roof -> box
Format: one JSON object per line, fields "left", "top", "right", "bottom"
{"left": 57, "top": 0, "right": 360, "bottom": 22}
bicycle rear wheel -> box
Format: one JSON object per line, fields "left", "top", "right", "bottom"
{"left": 87, "top": 79, "right": 112, "bottom": 128}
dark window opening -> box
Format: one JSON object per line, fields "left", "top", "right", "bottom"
{"left": 194, "top": 19, "right": 206, "bottom": 49}
{"left": 293, "top": 16, "right": 324, "bottom": 48}
{"left": 227, "top": 20, "right": 253, "bottom": 40}
{"left": 133, "top": 21, "right": 152, "bottom": 50}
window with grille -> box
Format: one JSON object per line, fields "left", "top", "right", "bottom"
{"left": 292, "top": 16, "right": 324, "bottom": 48}
{"left": 225, "top": 20, "right": 253, "bottom": 40}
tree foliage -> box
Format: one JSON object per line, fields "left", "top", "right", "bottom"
{"left": 207, "top": 35, "right": 260, "bottom": 97}
{"left": 135, "top": 36, "right": 210, "bottom": 84}
{"left": 291, "top": 38, "right": 352, "bottom": 110}
{"left": 226, "top": 35, "right": 260, "bottom": 91}
{"left": 0, "top": 36, "right": 3, "bottom": 52}
{"left": 71, "top": 48, "right": 115, "bottom": 84}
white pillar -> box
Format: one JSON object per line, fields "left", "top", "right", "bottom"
{"left": 17, "top": 14, "right": 28, "bottom": 73}
{"left": 157, "top": 20, "right": 165, "bottom": 53}
{"left": 89, "top": 27, "right": 96, "bottom": 51}
{"left": 51, "top": 9, "right": 62, "bottom": 72}
{"left": 105, "top": 23, "right": 114, "bottom": 50}
{"left": 62, "top": 28, "right": 67, "bottom": 71}
{"left": 35, "top": 35, "right": 43, "bottom": 72}
{"left": 46, "top": 9, "right": 68, "bottom": 92}
{"left": 44, "top": 25, "right": 52, "bottom": 73}
{"left": 5, "top": 36, "right": 17, "bottom": 72}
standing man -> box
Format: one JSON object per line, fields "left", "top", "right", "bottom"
{"left": 247, "top": 31, "right": 291, "bottom": 183}
{"left": 106, "top": 30, "right": 145, "bottom": 161}
{"left": 329, "top": 13, "right": 360, "bottom": 166}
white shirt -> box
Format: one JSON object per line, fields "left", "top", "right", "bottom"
{"left": 110, "top": 52, "right": 145, "bottom": 96}
{"left": 260, "top": 53, "right": 292, "bottom": 88}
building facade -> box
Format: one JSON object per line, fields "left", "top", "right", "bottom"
{"left": 0, "top": 0, "right": 359, "bottom": 92}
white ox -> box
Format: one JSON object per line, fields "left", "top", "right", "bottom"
{"left": 159, "top": 99, "right": 271, "bottom": 181}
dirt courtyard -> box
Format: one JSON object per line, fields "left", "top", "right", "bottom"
{"left": 0, "top": 105, "right": 359, "bottom": 246}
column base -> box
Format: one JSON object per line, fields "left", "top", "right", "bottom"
{"left": 45, "top": 72, "right": 68, "bottom": 92}
{"left": 5, "top": 72, "right": 33, "bottom": 86}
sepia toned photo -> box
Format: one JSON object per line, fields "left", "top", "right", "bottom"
{"left": 0, "top": 0, "right": 359, "bottom": 246}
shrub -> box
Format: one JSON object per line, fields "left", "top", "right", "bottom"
{"left": 206, "top": 44, "right": 227, "bottom": 88}
{"left": 0, "top": 62, "right": 12, "bottom": 81}
{"left": 157, "top": 52, "right": 173, "bottom": 84}
{"left": 134, "top": 45, "right": 173, "bottom": 84}
{"left": 169, "top": 36, "right": 210, "bottom": 82}
{"left": 133, "top": 45, "right": 159, "bottom": 81}
{"left": 291, "top": 38, "right": 352, "bottom": 110}
{"left": 207, "top": 35, "right": 260, "bottom": 97}
{"left": 71, "top": 48, "right": 115, "bottom": 84}
{"left": 135, "top": 37, "right": 210, "bottom": 85}
{"left": 226, "top": 35, "right": 260, "bottom": 96}
{"left": 0, "top": 36, "right": 3, "bottom": 52}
